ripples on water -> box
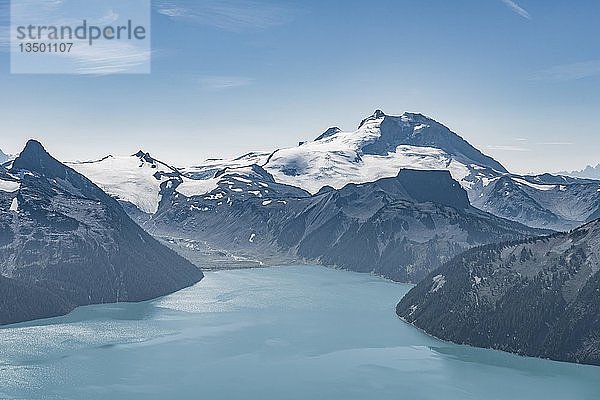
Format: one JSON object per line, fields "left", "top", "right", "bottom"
{"left": 1, "top": 265, "right": 599, "bottom": 400}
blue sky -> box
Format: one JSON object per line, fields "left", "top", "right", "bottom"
{"left": 1, "top": 0, "right": 599, "bottom": 173}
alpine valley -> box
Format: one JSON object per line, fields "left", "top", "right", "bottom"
{"left": 2, "top": 110, "right": 600, "bottom": 367}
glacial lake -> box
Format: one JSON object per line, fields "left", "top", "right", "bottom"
{"left": 1, "top": 265, "right": 599, "bottom": 400}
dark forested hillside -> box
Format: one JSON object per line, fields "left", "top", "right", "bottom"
{"left": 0, "top": 140, "right": 203, "bottom": 325}
{"left": 397, "top": 219, "right": 600, "bottom": 365}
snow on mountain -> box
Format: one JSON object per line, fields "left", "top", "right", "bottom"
{"left": 68, "top": 151, "right": 182, "bottom": 214}
{"left": 174, "top": 164, "right": 309, "bottom": 208}
{"left": 0, "top": 162, "right": 19, "bottom": 193}
{"left": 68, "top": 150, "right": 275, "bottom": 213}
{"left": 182, "top": 151, "right": 271, "bottom": 180}
{"left": 265, "top": 141, "right": 473, "bottom": 195}
{"left": 0, "top": 178, "right": 19, "bottom": 193}
{"left": 177, "top": 152, "right": 272, "bottom": 196}
{"left": 0, "top": 149, "right": 8, "bottom": 164}
{"left": 261, "top": 110, "right": 506, "bottom": 194}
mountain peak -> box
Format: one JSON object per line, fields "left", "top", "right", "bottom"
{"left": 133, "top": 150, "right": 157, "bottom": 163}
{"left": 358, "top": 109, "right": 387, "bottom": 129}
{"left": 315, "top": 127, "right": 342, "bottom": 141}
{"left": 22, "top": 139, "right": 45, "bottom": 153}
{"left": 356, "top": 111, "right": 508, "bottom": 173}
{"left": 12, "top": 140, "right": 67, "bottom": 178}
{"left": 373, "top": 109, "right": 386, "bottom": 118}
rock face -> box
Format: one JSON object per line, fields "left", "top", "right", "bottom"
{"left": 147, "top": 167, "right": 544, "bottom": 282}
{"left": 396, "top": 218, "right": 600, "bottom": 366}
{"left": 0, "top": 140, "right": 203, "bottom": 325}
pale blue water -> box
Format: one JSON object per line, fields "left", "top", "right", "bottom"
{"left": 1, "top": 265, "right": 599, "bottom": 400}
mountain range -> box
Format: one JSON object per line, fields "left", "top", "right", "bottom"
{"left": 67, "top": 110, "right": 600, "bottom": 233}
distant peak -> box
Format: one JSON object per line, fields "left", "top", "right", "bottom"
{"left": 133, "top": 150, "right": 148, "bottom": 158}
{"left": 0, "top": 148, "right": 9, "bottom": 163}
{"left": 358, "top": 109, "right": 387, "bottom": 129}
{"left": 18, "top": 140, "right": 51, "bottom": 163}
{"left": 315, "top": 127, "right": 342, "bottom": 141}
{"left": 133, "top": 150, "right": 156, "bottom": 163}
{"left": 373, "top": 109, "right": 386, "bottom": 118}
{"left": 11, "top": 139, "right": 66, "bottom": 178}
{"left": 234, "top": 152, "right": 263, "bottom": 161}
{"left": 23, "top": 139, "right": 46, "bottom": 153}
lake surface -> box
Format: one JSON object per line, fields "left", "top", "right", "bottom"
{"left": 1, "top": 265, "right": 599, "bottom": 399}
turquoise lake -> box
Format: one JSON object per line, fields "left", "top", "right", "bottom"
{"left": 1, "top": 265, "right": 599, "bottom": 399}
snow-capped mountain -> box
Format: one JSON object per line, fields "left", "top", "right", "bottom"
{"left": 397, "top": 217, "right": 600, "bottom": 366}
{"left": 68, "top": 151, "right": 291, "bottom": 215}
{"left": 0, "top": 141, "right": 202, "bottom": 325}
{"left": 67, "top": 151, "right": 182, "bottom": 214}
{"left": 559, "top": 164, "right": 600, "bottom": 180}
{"left": 262, "top": 110, "right": 505, "bottom": 194}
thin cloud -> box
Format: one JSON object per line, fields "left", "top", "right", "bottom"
{"left": 155, "top": 0, "right": 296, "bottom": 31}
{"left": 69, "top": 43, "right": 152, "bottom": 75}
{"left": 501, "top": 0, "right": 531, "bottom": 20}
{"left": 198, "top": 75, "right": 255, "bottom": 90}
{"left": 481, "top": 145, "right": 532, "bottom": 152}
{"left": 537, "top": 142, "right": 573, "bottom": 146}
{"left": 531, "top": 60, "right": 600, "bottom": 81}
